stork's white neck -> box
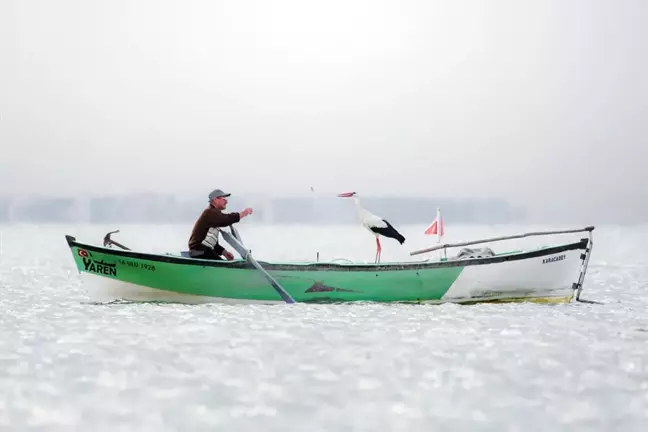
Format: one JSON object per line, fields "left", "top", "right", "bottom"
{"left": 351, "top": 196, "right": 369, "bottom": 219}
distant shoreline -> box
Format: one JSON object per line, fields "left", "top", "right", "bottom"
{"left": 0, "top": 194, "right": 523, "bottom": 224}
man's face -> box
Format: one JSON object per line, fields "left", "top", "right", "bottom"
{"left": 211, "top": 196, "right": 228, "bottom": 210}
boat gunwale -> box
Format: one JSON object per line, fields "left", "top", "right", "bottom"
{"left": 65, "top": 235, "right": 589, "bottom": 272}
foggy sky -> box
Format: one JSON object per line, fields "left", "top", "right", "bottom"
{"left": 1, "top": 0, "right": 646, "bottom": 222}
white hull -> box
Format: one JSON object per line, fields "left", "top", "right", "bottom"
{"left": 442, "top": 248, "right": 582, "bottom": 302}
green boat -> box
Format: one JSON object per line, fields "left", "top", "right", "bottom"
{"left": 64, "top": 226, "right": 595, "bottom": 305}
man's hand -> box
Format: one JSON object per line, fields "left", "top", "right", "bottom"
{"left": 239, "top": 207, "right": 253, "bottom": 218}
{"left": 223, "top": 250, "right": 235, "bottom": 260}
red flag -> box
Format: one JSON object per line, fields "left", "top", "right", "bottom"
{"left": 424, "top": 208, "right": 444, "bottom": 241}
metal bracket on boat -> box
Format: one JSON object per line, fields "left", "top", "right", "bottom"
{"left": 103, "top": 230, "right": 131, "bottom": 251}
{"left": 330, "top": 257, "right": 354, "bottom": 264}
{"left": 574, "top": 229, "right": 600, "bottom": 304}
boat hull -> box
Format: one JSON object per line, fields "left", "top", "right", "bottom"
{"left": 65, "top": 234, "right": 591, "bottom": 305}
{"left": 80, "top": 273, "right": 285, "bottom": 304}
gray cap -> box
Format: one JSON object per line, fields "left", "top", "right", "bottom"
{"left": 208, "top": 189, "right": 231, "bottom": 200}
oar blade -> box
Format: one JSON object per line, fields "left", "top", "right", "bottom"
{"left": 220, "top": 229, "right": 296, "bottom": 304}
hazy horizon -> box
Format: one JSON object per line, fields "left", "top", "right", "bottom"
{"left": 1, "top": 0, "right": 646, "bottom": 223}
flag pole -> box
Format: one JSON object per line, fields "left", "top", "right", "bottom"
{"left": 424, "top": 209, "right": 440, "bottom": 237}
{"left": 436, "top": 207, "right": 442, "bottom": 244}
{"left": 423, "top": 207, "right": 445, "bottom": 260}
{"left": 436, "top": 207, "right": 443, "bottom": 260}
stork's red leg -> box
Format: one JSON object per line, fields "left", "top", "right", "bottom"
{"left": 375, "top": 237, "right": 382, "bottom": 264}
{"left": 374, "top": 237, "right": 378, "bottom": 263}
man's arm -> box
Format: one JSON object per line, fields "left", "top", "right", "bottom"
{"left": 207, "top": 212, "right": 244, "bottom": 257}
{"left": 206, "top": 211, "right": 241, "bottom": 228}
{"left": 206, "top": 208, "right": 253, "bottom": 258}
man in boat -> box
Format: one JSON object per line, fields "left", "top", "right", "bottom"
{"left": 188, "top": 189, "right": 253, "bottom": 260}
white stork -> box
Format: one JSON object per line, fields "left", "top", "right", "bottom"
{"left": 337, "top": 191, "right": 406, "bottom": 263}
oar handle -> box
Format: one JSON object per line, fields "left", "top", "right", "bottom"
{"left": 230, "top": 225, "right": 243, "bottom": 243}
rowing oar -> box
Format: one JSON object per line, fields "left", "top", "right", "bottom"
{"left": 230, "top": 224, "right": 244, "bottom": 244}
{"left": 219, "top": 228, "right": 296, "bottom": 304}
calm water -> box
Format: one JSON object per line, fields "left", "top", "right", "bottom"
{"left": 1, "top": 223, "right": 648, "bottom": 431}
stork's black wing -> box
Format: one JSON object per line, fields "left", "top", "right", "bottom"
{"left": 370, "top": 220, "right": 406, "bottom": 244}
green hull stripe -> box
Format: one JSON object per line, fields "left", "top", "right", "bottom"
{"left": 71, "top": 247, "right": 463, "bottom": 302}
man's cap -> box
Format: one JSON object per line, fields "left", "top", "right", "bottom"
{"left": 208, "top": 189, "right": 231, "bottom": 200}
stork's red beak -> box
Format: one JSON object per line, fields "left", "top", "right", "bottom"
{"left": 337, "top": 192, "right": 356, "bottom": 197}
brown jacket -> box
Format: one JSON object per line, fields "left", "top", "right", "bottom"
{"left": 188, "top": 206, "right": 241, "bottom": 252}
